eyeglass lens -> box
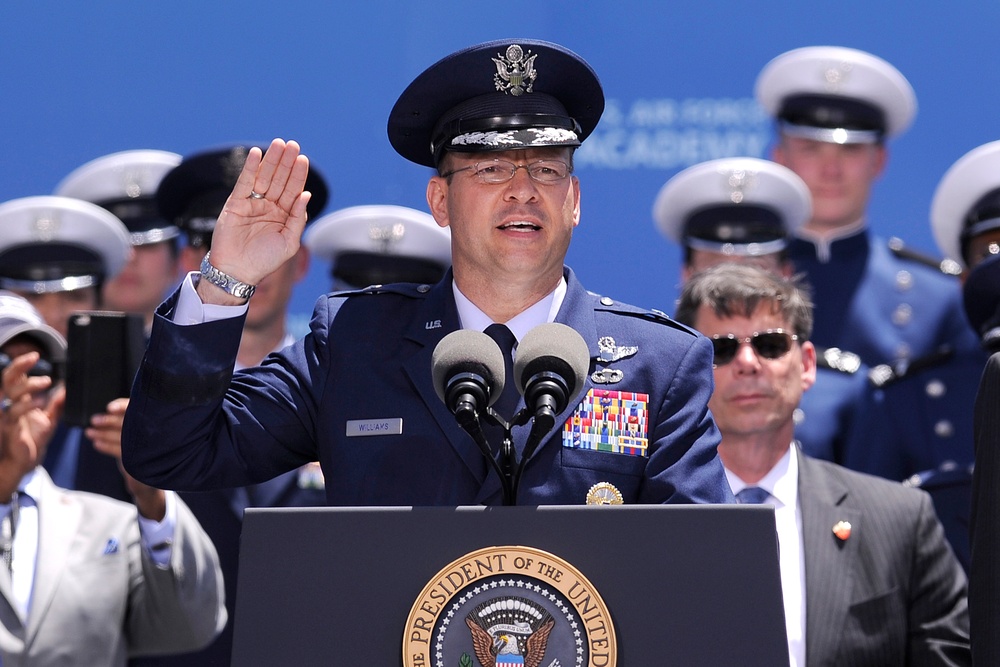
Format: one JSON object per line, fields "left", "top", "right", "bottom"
{"left": 711, "top": 331, "right": 795, "bottom": 366}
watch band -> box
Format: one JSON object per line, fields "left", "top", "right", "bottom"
{"left": 199, "top": 251, "right": 257, "bottom": 300}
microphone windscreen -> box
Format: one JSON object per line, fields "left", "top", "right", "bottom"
{"left": 431, "top": 329, "right": 506, "bottom": 406}
{"left": 514, "top": 323, "right": 590, "bottom": 401}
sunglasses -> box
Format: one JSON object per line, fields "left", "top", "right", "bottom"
{"left": 710, "top": 329, "right": 799, "bottom": 367}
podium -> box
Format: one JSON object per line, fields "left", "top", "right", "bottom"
{"left": 232, "top": 505, "right": 788, "bottom": 666}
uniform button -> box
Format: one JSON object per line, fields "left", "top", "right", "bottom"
{"left": 892, "top": 303, "right": 912, "bottom": 326}
{"left": 895, "top": 342, "right": 911, "bottom": 360}
{"left": 600, "top": 296, "right": 614, "bottom": 306}
{"left": 895, "top": 270, "right": 913, "bottom": 291}
{"left": 935, "top": 420, "right": 954, "bottom": 438}
{"left": 417, "top": 284, "right": 431, "bottom": 293}
{"left": 925, "top": 379, "right": 946, "bottom": 398}
{"left": 792, "top": 408, "right": 805, "bottom": 425}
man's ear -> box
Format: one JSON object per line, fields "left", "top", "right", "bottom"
{"left": 426, "top": 176, "right": 450, "bottom": 229}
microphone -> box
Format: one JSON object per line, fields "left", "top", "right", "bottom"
{"left": 432, "top": 330, "right": 514, "bottom": 503}
{"left": 431, "top": 329, "right": 506, "bottom": 421}
{"left": 514, "top": 323, "right": 590, "bottom": 434}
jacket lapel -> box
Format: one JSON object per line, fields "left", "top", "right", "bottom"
{"left": 798, "top": 453, "right": 860, "bottom": 667}
{"left": 25, "top": 469, "right": 82, "bottom": 645}
{"left": 399, "top": 276, "right": 491, "bottom": 486}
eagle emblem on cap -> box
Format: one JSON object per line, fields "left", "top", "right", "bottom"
{"left": 466, "top": 596, "right": 554, "bottom": 667}
{"left": 494, "top": 44, "right": 537, "bottom": 97}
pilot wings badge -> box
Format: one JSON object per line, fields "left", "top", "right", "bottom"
{"left": 466, "top": 597, "right": 554, "bottom": 667}
{"left": 493, "top": 44, "right": 537, "bottom": 96}
{"left": 592, "top": 337, "right": 638, "bottom": 384}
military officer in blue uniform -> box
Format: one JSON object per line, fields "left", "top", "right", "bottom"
{"left": 757, "top": 48, "right": 984, "bottom": 508}
{"left": 303, "top": 204, "right": 452, "bottom": 291}
{"left": 121, "top": 38, "right": 733, "bottom": 507}
{"left": 653, "top": 156, "right": 871, "bottom": 464}
{"left": 756, "top": 46, "right": 980, "bottom": 368}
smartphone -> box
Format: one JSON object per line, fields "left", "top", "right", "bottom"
{"left": 63, "top": 311, "right": 145, "bottom": 427}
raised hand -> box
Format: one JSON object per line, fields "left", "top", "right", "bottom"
{"left": 197, "top": 138, "right": 313, "bottom": 304}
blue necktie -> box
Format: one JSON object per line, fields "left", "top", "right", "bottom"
{"left": 483, "top": 324, "right": 519, "bottom": 423}
{"left": 737, "top": 486, "right": 770, "bottom": 504}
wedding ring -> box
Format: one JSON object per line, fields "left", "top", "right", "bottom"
{"left": 249, "top": 191, "right": 265, "bottom": 200}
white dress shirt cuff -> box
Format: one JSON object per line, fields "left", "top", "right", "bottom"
{"left": 138, "top": 490, "right": 178, "bottom": 568}
{"left": 175, "top": 271, "right": 249, "bottom": 325}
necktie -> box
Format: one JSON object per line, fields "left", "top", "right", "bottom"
{"left": 1, "top": 492, "right": 19, "bottom": 574}
{"left": 483, "top": 324, "right": 519, "bottom": 424}
{"left": 737, "top": 486, "right": 770, "bottom": 504}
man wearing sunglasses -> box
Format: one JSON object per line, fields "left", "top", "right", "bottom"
{"left": 674, "top": 264, "right": 969, "bottom": 667}
{"left": 654, "top": 156, "right": 871, "bottom": 466}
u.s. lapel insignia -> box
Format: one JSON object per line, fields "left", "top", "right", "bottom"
{"left": 586, "top": 482, "right": 624, "bottom": 505}
{"left": 832, "top": 520, "right": 852, "bottom": 542}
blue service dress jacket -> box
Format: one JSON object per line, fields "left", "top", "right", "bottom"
{"left": 122, "top": 268, "right": 733, "bottom": 506}
{"left": 788, "top": 230, "right": 977, "bottom": 366}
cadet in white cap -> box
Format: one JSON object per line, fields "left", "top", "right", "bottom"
{"left": 654, "top": 157, "right": 870, "bottom": 466}
{"left": 654, "top": 156, "right": 810, "bottom": 279}
{"left": 54, "top": 149, "right": 182, "bottom": 331}
{"left": 757, "top": 45, "right": 979, "bottom": 370}
{"left": 303, "top": 204, "right": 452, "bottom": 291}
{"left": 0, "top": 195, "right": 130, "bottom": 339}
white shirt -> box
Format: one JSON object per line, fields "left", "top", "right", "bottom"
{"left": 724, "top": 446, "right": 806, "bottom": 667}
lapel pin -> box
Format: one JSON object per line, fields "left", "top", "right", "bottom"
{"left": 832, "top": 520, "right": 852, "bottom": 542}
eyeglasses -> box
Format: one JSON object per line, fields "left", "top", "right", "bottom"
{"left": 710, "top": 329, "right": 799, "bottom": 367}
{"left": 441, "top": 159, "right": 572, "bottom": 184}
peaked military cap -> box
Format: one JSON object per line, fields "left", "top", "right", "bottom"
{"left": 930, "top": 140, "right": 1000, "bottom": 270}
{"left": 653, "top": 157, "right": 811, "bottom": 256}
{"left": 303, "top": 205, "right": 451, "bottom": 288}
{"left": 387, "top": 38, "right": 605, "bottom": 167}
{"left": 54, "top": 149, "right": 182, "bottom": 247}
{"left": 756, "top": 46, "right": 916, "bottom": 144}
{"left": 0, "top": 290, "right": 67, "bottom": 363}
{"left": 156, "top": 143, "right": 330, "bottom": 248}
{"left": 0, "top": 196, "right": 131, "bottom": 294}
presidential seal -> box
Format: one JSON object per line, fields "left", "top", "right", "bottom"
{"left": 403, "top": 545, "right": 616, "bottom": 667}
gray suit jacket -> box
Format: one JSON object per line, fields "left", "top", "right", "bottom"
{"left": 798, "top": 453, "right": 970, "bottom": 666}
{"left": 970, "top": 351, "right": 1000, "bottom": 664}
{"left": 0, "top": 468, "right": 226, "bottom": 666}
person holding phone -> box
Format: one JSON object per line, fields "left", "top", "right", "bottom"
{"left": 0, "top": 291, "right": 226, "bottom": 665}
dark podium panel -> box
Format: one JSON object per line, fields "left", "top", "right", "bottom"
{"left": 233, "top": 505, "right": 787, "bottom": 666}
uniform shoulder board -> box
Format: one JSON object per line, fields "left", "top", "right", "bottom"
{"left": 815, "top": 347, "right": 862, "bottom": 374}
{"left": 332, "top": 281, "right": 435, "bottom": 299}
{"left": 887, "top": 237, "right": 963, "bottom": 276}
{"left": 868, "top": 344, "right": 955, "bottom": 389}
{"left": 903, "top": 460, "right": 974, "bottom": 489}
{"left": 592, "top": 294, "right": 695, "bottom": 335}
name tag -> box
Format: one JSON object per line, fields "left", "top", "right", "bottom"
{"left": 346, "top": 418, "right": 403, "bottom": 437}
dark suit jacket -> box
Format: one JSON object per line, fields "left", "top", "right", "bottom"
{"left": 797, "top": 453, "right": 970, "bottom": 666}
{"left": 970, "top": 352, "right": 1000, "bottom": 664}
{"left": 122, "top": 268, "right": 733, "bottom": 506}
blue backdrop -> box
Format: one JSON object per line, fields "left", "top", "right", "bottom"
{"left": 3, "top": 2, "right": 997, "bottom": 334}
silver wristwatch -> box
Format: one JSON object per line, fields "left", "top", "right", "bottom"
{"left": 199, "top": 252, "right": 257, "bottom": 300}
